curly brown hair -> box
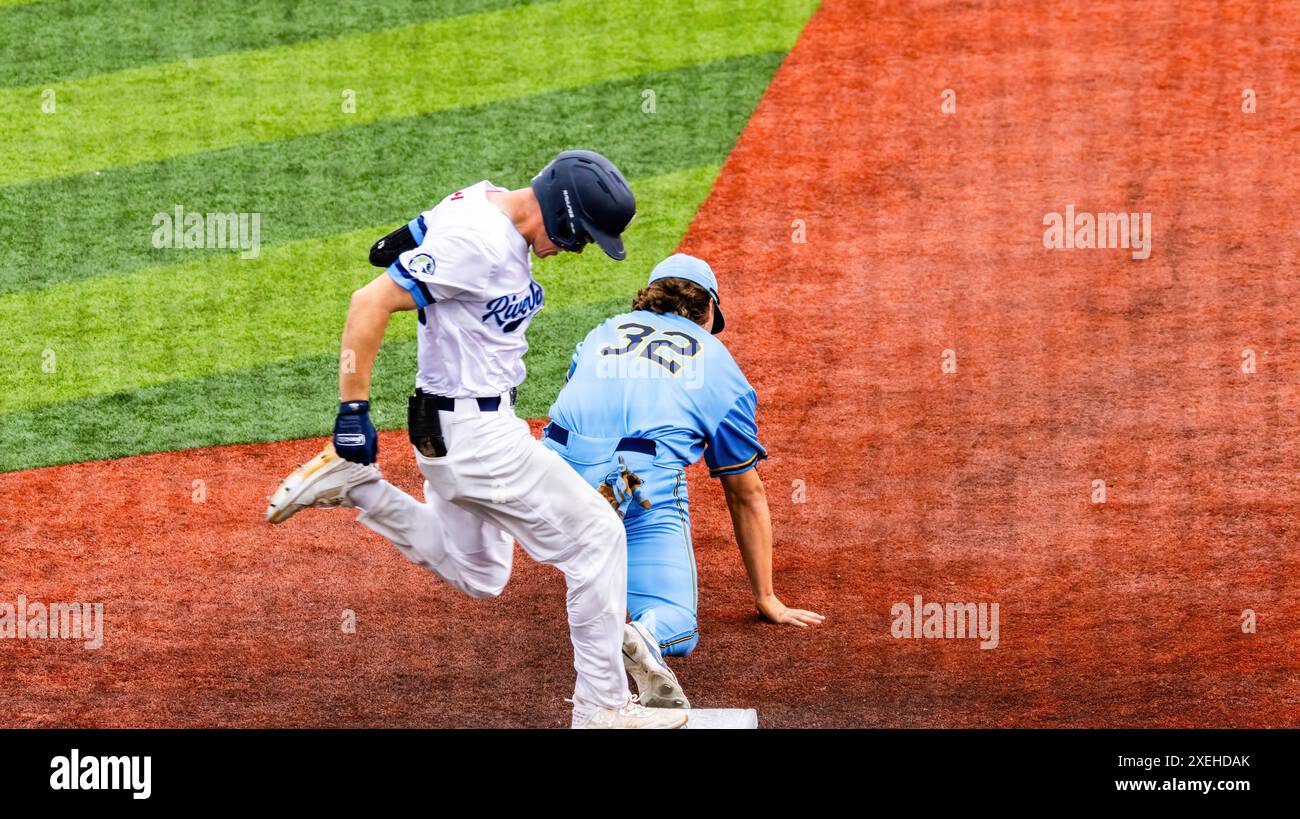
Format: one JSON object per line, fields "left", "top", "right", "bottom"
{"left": 630, "top": 277, "right": 711, "bottom": 325}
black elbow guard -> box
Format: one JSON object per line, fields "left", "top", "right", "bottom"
{"left": 369, "top": 223, "right": 418, "bottom": 267}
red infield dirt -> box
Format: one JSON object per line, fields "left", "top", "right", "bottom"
{"left": 4, "top": 0, "right": 1299, "bottom": 727}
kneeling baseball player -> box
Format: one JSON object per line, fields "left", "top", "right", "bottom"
{"left": 266, "top": 151, "right": 688, "bottom": 729}
{"left": 542, "top": 254, "right": 824, "bottom": 708}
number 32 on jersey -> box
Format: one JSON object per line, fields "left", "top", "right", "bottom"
{"left": 600, "top": 322, "right": 700, "bottom": 375}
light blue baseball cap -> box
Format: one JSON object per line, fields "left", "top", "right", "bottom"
{"left": 646, "top": 253, "right": 725, "bottom": 333}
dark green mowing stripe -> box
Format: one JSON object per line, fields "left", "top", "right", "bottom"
{"left": 0, "top": 0, "right": 543, "bottom": 89}
{"left": 0, "top": 52, "right": 786, "bottom": 295}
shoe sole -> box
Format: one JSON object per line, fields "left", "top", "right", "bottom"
{"left": 266, "top": 450, "right": 342, "bottom": 524}
{"left": 622, "top": 628, "right": 690, "bottom": 709}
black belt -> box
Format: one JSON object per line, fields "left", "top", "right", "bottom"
{"left": 417, "top": 387, "right": 516, "bottom": 412}
{"left": 544, "top": 423, "right": 656, "bottom": 455}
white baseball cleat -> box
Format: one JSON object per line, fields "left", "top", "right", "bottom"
{"left": 265, "top": 445, "right": 381, "bottom": 524}
{"left": 572, "top": 697, "right": 689, "bottom": 729}
{"left": 622, "top": 620, "right": 690, "bottom": 709}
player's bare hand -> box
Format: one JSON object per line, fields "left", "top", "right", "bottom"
{"left": 757, "top": 594, "right": 825, "bottom": 628}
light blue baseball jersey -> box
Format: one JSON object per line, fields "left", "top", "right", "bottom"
{"left": 547, "top": 310, "right": 766, "bottom": 478}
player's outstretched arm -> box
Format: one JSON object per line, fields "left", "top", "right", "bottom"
{"left": 720, "top": 469, "right": 826, "bottom": 628}
{"left": 340, "top": 272, "right": 417, "bottom": 401}
{"left": 330, "top": 273, "right": 417, "bottom": 464}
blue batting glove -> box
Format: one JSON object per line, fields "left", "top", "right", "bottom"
{"left": 333, "top": 400, "right": 377, "bottom": 464}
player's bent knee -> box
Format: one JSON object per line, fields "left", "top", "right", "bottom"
{"left": 595, "top": 510, "right": 626, "bottom": 544}
{"left": 660, "top": 629, "right": 698, "bottom": 657}
{"left": 464, "top": 584, "right": 505, "bottom": 600}
{"left": 462, "top": 572, "right": 510, "bottom": 600}
{"left": 557, "top": 510, "right": 627, "bottom": 600}
{"left": 576, "top": 512, "right": 626, "bottom": 560}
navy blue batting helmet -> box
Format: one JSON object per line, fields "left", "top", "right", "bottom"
{"left": 531, "top": 150, "right": 636, "bottom": 260}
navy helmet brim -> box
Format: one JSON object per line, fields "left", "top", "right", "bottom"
{"left": 585, "top": 220, "right": 627, "bottom": 261}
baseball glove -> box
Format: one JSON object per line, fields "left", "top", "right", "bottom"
{"left": 598, "top": 456, "right": 652, "bottom": 519}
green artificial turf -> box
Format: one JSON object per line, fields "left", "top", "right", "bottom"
{"left": 0, "top": 166, "right": 714, "bottom": 415}
{"left": 0, "top": 1, "right": 818, "bottom": 471}
{"left": 0, "top": 0, "right": 541, "bottom": 88}
{"left": 0, "top": 0, "right": 816, "bottom": 185}
{"left": 0, "top": 54, "right": 784, "bottom": 295}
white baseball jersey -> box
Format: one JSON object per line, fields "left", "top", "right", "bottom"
{"left": 364, "top": 181, "right": 632, "bottom": 713}
{"left": 385, "top": 181, "right": 544, "bottom": 398}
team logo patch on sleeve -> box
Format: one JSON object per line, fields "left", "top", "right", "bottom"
{"left": 407, "top": 253, "right": 436, "bottom": 277}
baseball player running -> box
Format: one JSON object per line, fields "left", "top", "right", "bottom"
{"left": 265, "top": 150, "right": 687, "bottom": 729}
{"left": 542, "top": 254, "right": 824, "bottom": 708}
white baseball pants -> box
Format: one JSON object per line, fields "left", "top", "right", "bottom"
{"left": 350, "top": 396, "right": 630, "bottom": 716}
